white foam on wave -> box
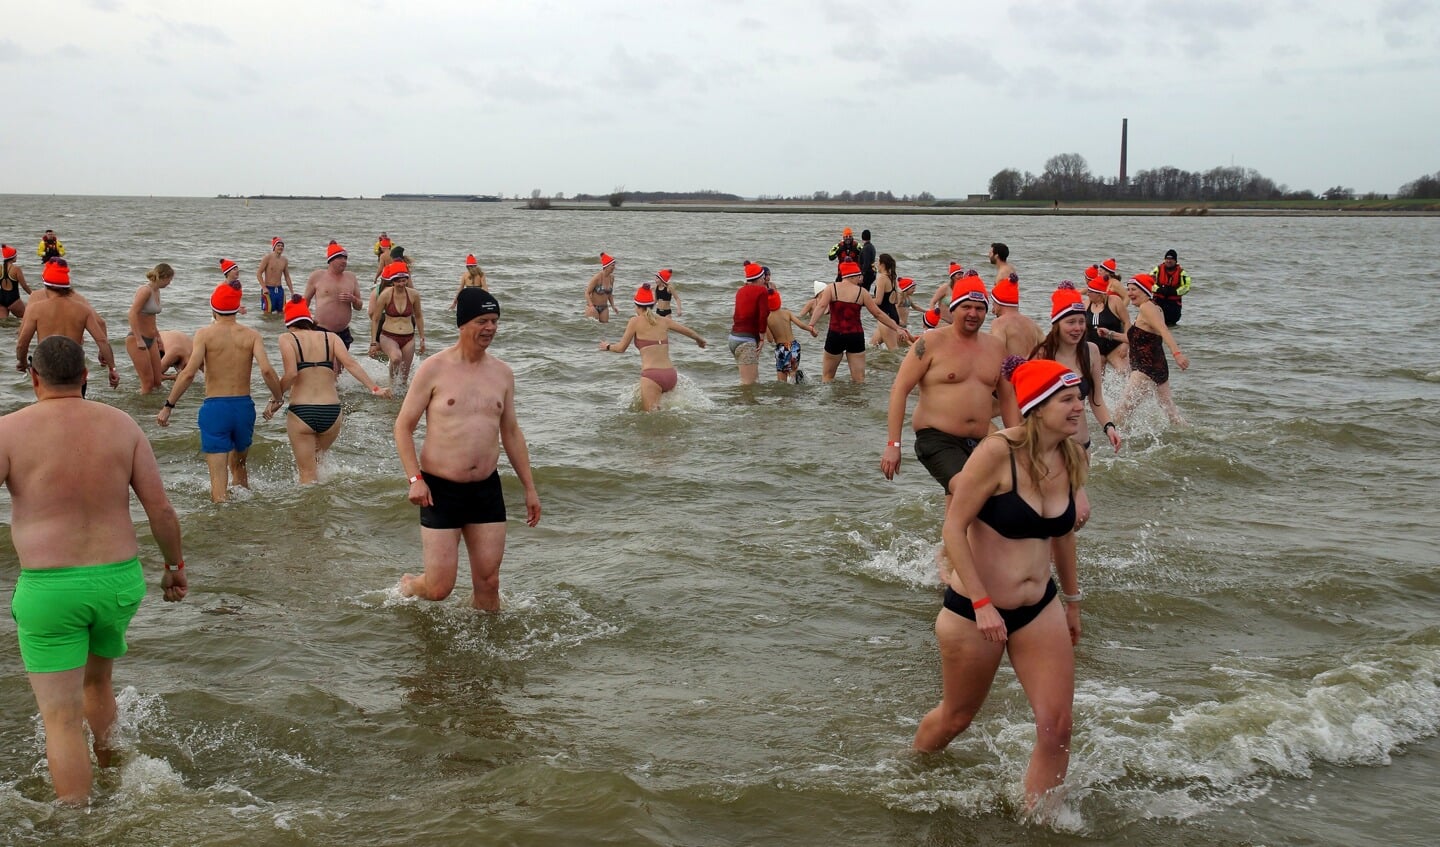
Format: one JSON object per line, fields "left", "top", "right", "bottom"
{"left": 841, "top": 528, "right": 944, "bottom": 589}
{"left": 609, "top": 373, "right": 714, "bottom": 412}
{"left": 354, "top": 584, "right": 624, "bottom": 662}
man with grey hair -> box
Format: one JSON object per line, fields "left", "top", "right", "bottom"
{"left": 0, "top": 336, "right": 187, "bottom": 805}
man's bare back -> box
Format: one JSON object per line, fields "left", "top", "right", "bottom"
{"left": 189, "top": 320, "right": 270, "bottom": 397}
{"left": 16, "top": 292, "right": 115, "bottom": 382}
{"left": 0, "top": 398, "right": 154, "bottom": 568}
{"left": 991, "top": 312, "right": 1045, "bottom": 359}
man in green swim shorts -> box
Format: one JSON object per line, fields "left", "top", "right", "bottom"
{"left": 0, "top": 336, "right": 187, "bottom": 805}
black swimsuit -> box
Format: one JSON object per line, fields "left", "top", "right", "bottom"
{"left": 941, "top": 449, "right": 1075, "bottom": 632}
{"left": 287, "top": 332, "right": 341, "bottom": 434}
{"left": 976, "top": 449, "right": 1077, "bottom": 539}
{"left": 0, "top": 268, "right": 19, "bottom": 307}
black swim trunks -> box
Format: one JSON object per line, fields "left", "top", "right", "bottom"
{"left": 318, "top": 324, "right": 355, "bottom": 350}
{"left": 419, "top": 470, "right": 507, "bottom": 529}
{"left": 913, "top": 427, "right": 982, "bottom": 492}
{"left": 824, "top": 330, "right": 866, "bottom": 355}
{"left": 942, "top": 579, "right": 1057, "bottom": 633}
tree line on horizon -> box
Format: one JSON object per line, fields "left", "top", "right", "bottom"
{"left": 988, "top": 154, "right": 1440, "bottom": 202}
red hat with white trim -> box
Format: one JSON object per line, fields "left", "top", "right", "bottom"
{"left": 381, "top": 261, "right": 410, "bottom": 282}
{"left": 271, "top": 237, "right": 284, "bottom": 250}
{"left": 1084, "top": 265, "right": 1108, "bottom": 295}
{"left": 1099, "top": 258, "right": 1118, "bottom": 276}
{"left": 219, "top": 258, "right": 239, "bottom": 277}
{"left": 948, "top": 262, "right": 964, "bottom": 280}
{"left": 283, "top": 296, "right": 312, "bottom": 326}
{"left": 1050, "top": 282, "right": 1086, "bottom": 324}
{"left": 991, "top": 273, "right": 1020, "bottom": 308}
{"left": 839, "top": 261, "right": 862, "bottom": 279}
{"left": 744, "top": 262, "right": 765, "bottom": 282}
{"left": 948, "top": 276, "right": 988, "bottom": 311}
{"left": 897, "top": 276, "right": 916, "bottom": 293}
{"left": 0, "top": 244, "right": 16, "bottom": 262}
{"left": 1011, "top": 359, "right": 1082, "bottom": 417}
{"left": 326, "top": 241, "right": 347, "bottom": 263}
{"left": 465, "top": 254, "right": 478, "bottom": 267}
{"left": 1128, "top": 273, "right": 1156, "bottom": 299}
{"left": 600, "top": 252, "right": 616, "bottom": 268}
{"left": 634, "top": 284, "right": 656, "bottom": 308}
{"left": 655, "top": 268, "right": 672, "bottom": 285}
{"left": 211, "top": 282, "right": 243, "bottom": 315}
{"left": 922, "top": 307, "right": 942, "bottom": 329}
{"left": 41, "top": 258, "right": 70, "bottom": 287}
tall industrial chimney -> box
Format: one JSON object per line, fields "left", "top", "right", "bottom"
{"left": 1119, "top": 118, "right": 1129, "bottom": 186}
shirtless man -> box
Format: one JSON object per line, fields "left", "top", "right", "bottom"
{"left": 1, "top": 243, "right": 32, "bottom": 319}
{"left": 763, "top": 288, "right": 817, "bottom": 383}
{"left": 15, "top": 259, "right": 120, "bottom": 390}
{"left": 396, "top": 288, "right": 541, "bottom": 611}
{"left": 989, "top": 274, "right": 1045, "bottom": 358}
{"left": 988, "top": 242, "right": 1016, "bottom": 285}
{"left": 156, "top": 329, "right": 193, "bottom": 378}
{"left": 256, "top": 237, "right": 293, "bottom": 314}
{"left": 303, "top": 241, "right": 363, "bottom": 349}
{"left": 157, "top": 283, "right": 283, "bottom": 502}
{"left": 882, "top": 275, "right": 1018, "bottom": 499}
{"left": 0, "top": 335, "right": 186, "bottom": 805}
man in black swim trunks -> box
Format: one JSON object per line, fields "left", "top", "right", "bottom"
{"left": 881, "top": 275, "right": 1016, "bottom": 502}
{"left": 395, "top": 288, "right": 541, "bottom": 611}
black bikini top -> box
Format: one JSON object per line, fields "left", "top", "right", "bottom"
{"left": 290, "top": 331, "right": 334, "bottom": 371}
{"left": 975, "top": 450, "right": 1076, "bottom": 539}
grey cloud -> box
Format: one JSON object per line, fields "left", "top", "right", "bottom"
{"left": 886, "top": 35, "right": 1008, "bottom": 86}
{"left": 158, "top": 17, "right": 233, "bottom": 47}
{"left": 0, "top": 39, "right": 28, "bottom": 62}
{"left": 87, "top": 0, "right": 122, "bottom": 10}
{"left": 445, "top": 65, "right": 574, "bottom": 104}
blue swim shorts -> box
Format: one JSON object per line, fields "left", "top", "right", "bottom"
{"left": 261, "top": 285, "right": 284, "bottom": 312}
{"left": 774, "top": 340, "right": 801, "bottom": 373}
{"left": 198, "top": 395, "right": 256, "bottom": 454}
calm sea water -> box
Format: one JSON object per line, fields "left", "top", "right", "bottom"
{"left": 0, "top": 197, "right": 1437, "bottom": 846}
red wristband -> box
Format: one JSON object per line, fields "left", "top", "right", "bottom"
{"left": 971, "top": 596, "right": 992, "bottom": 610}
{"left": 886, "top": 440, "right": 901, "bottom": 448}
{"left": 165, "top": 560, "right": 184, "bottom": 572}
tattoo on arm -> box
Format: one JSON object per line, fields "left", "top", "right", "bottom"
{"left": 914, "top": 337, "right": 926, "bottom": 360}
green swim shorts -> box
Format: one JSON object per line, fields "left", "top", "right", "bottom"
{"left": 10, "top": 557, "right": 146, "bottom": 673}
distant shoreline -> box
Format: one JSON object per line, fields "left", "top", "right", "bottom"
{"left": 521, "top": 200, "right": 1440, "bottom": 217}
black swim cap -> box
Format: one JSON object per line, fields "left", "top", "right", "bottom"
{"left": 457, "top": 287, "right": 500, "bottom": 326}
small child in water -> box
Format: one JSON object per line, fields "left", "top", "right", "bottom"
{"left": 764, "top": 289, "right": 816, "bottom": 383}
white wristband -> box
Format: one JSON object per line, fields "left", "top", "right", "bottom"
{"left": 1061, "top": 589, "right": 1084, "bottom": 603}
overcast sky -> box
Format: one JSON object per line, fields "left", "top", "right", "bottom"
{"left": 5, "top": 0, "right": 1438, "bottom": 198}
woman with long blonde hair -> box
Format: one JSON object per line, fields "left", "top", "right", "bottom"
{"left": 126, "top": 262, "right": 173, "bottom": 393}
{"left": 914, "top": 358, "right": 1087, "bottom": 815}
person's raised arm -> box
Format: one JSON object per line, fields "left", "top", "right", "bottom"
{"left": 940, "top": 437, "right": 1009, "bottom": 641}
{"left": 665, "top": 317, "right": 706, "bottom": 348}
{"left": 1086, "top": 341, "right": 1121, "bottom": 452}
{"left": 881, "top": 341, "right": 927, "bottom": 479}
{"left": 395, "top": 361, "right": 436, "bottom": 505}
{"left": 15, "top": 309, "right": 38, "bottom": 370}
{"left": 334, "top": 340, "right": 389, "bottom": 397}
{"left": 411, "top": 291, "right": 426, "bottom": 354}
{"left": 498, "top": 371, "right": 541, "bottom": 527}
{"left": 129, "top": 430, "right": 186, "bottom": 601}
{"left": 1149, "top": 306, "right": 1189, "bottom": 370}
{"left": 599, "top": 317, "right": 640, "bottom": 353}
{"left": 252, "top": 333, "right": 283, "bottom": 401}
{"left": 86, "top": 310, "right": 120, "bottom": 387}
